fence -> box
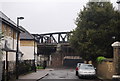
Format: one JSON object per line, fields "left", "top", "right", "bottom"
{"left": 2, "top": 60, "right": 35, "bottom": 81}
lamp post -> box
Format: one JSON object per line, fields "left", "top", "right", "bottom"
{"left": 16, "top": 17, "right": 24, "bottom": 79}
{"left": 33, "top": 35, "right": 36, "bottom": 72}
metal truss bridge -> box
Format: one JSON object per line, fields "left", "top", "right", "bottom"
{"left": 32, "top": 32, "right": 75, "bottom": 55}
{"left": 33, "top": 31, "right": 72, "bottom": 45}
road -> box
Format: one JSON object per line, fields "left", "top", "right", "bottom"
{"left": 39, "top": 69, "right": 101, "bottom": 81}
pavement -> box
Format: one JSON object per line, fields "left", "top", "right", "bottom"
{"left": 97, "top": 77, "right": 120, "bottom": 81}
{"left": 15, "top": 69, "right": 54, "bottom": 81}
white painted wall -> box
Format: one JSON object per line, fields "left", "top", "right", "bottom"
{"left": 20, "top": 46, "right": 37, "bottom": 60}
{"left": 1, "top": 36, "right": 17, "bottom": 61}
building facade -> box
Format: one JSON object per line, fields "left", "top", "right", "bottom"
{"left": 20, "top": 27, "right": 37, "bottom": 61}
{"left": 0, "top": 11, "right": 21, "bottom": 61}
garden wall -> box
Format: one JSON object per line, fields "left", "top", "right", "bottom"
{"left": 97, "top": 59, "right": 114, "bottom": 79}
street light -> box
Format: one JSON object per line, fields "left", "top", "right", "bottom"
{"left": 16, "top": 17, "right": 24, "bottom": 79}
{"left": 17, "top": 17, "right": 24, "bottom": 19}
{"left": 117, "top": 0, "right": 120, "bottom": 4}
{"left": 33, "top": 35, "right": 37, "bottom": 72}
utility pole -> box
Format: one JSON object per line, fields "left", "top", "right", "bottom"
{"left": 16, "top": 17, "right": 24, "bottom": 79}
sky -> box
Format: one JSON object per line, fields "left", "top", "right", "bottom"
{"left": 0, "top": 0, "right": 118, "bottom": 34}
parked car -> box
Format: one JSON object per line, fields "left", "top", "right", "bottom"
{"left": 77, "top": 64, "right": 96, "bottom": 78}
{"left": 76, "top": 63, "right": 83, "bottom": 76}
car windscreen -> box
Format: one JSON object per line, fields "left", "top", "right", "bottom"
{"left": 80, "top": 65, "right": 94, "bottom": 70}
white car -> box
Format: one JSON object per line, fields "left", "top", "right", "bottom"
{"left": 78, "top": 64, "right": 96, "bottom": 78}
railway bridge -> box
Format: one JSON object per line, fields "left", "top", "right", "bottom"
{"left": 33, "top": 32, "right": 83, "bottom": 67}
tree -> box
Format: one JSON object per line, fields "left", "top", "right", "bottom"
{"left": 70, "top": 2, "right": 120, "bottom": 61}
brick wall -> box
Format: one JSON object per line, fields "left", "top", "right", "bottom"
{"left": 97, "top": 60, "right": 114, "bottom": 79}
{"left": 51, "top": 52, "right": 64, "bottom": 68}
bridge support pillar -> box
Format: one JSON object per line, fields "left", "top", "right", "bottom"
{"left": 51, "top": 52, "right": 63, "bottom": 67}
{"left": 51, "top": 44, "right": 64, "bottom": 67}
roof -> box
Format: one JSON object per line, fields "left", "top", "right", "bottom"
{"left": 0, "top": 11, "right": 35, "bottom": 40}
{"left": 0, "top": 11, "right": 22, "bottom": 32}
{"left": 20, "top": 26, "right": 34, "bottom": 40}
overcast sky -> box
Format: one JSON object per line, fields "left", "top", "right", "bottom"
{"left": 0, "top": 0, "right": 118, "bottom": 34}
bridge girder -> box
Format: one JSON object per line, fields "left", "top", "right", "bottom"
{"left": 32, "top": 32, "right": 75, "bottom": 55}
{"left": 32, "top": 32, "right": 72, "bottom": 44}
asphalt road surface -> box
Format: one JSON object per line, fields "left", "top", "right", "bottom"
{"left": 39, "top": 69, "right": 101, "bottom": 81}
